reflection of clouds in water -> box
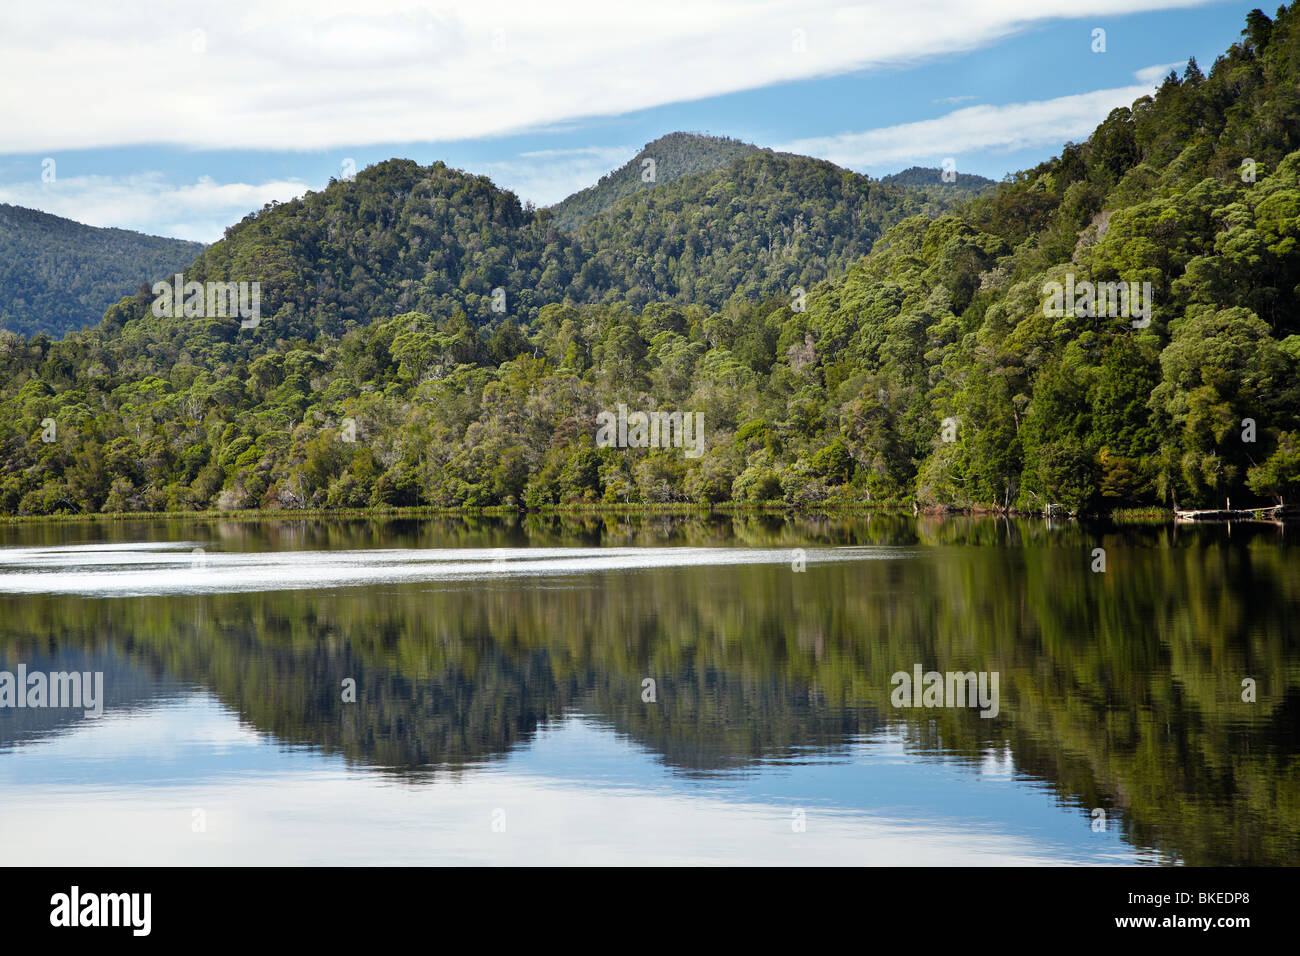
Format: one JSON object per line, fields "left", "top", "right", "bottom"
{"left": 0, "top": 543, "right": 912, "bottom": 597}
{"left": 0, "top": 702, "right": 1139, "bottom": 866}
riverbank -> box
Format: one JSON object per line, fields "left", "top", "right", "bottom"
{"left": 0, "top": 501, "right": 1179, "bottom": 524}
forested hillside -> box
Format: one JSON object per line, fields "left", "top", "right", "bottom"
{"left": 880, "top": 166, "right": 996, "bottom": 191}
{"left": 547, "top": 132, "right": 759, "bottom": 230}
{"left": 74, "top": 146, "right": 944, "bottom": 359}
{"left": 2, "top": 5, "right": 1299, "bottom": 517}
{"left": 0, "top": 205, "right": 204, "bottom": 338}
{"left": 571, "top": 150, "right": 939, "bottom": 306}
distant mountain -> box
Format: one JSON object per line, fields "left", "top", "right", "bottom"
{"left": 880, "top": 166, "right": 996, "bottom": 191}
{"left": 95, "top": 159, "right": 591, "bottom": 347}
{"left": 548, "top": 132, "right": 761, "bottom": 230}
{"left": 0, "top": 204, "right": 204, "bottom": 338}
{"left": 93, "top": 144, "right": 957, "bottom": 350}
{"left": 571, "top": 149, "right": 942, "bottom": 306}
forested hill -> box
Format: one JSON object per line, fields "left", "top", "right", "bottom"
{"left": 3, "top": 4, "right": 1300, "bottom": 518}
{"left": 570, "top": 150, "right": 939, "bottom": 307}
{"left": 99, "top": 159, "right": 590, "bottom": 345}
{"left": 793, "top": 7, "right": 1300, "bottom": 514}
{"left": 548, "top": 132, "right": 760, "bottom": 230}
{"left": 881, "top": 166, "right": 996, "bottom": 191}
{"left": 91, "top": 147, "right": 947, "bottom": 353}
{"left": 0, "top": 205, "right": 204, "bottom": 338}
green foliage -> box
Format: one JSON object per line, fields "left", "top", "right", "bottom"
{"left": 1247, "top": 430, "right": 1300, "bottom": 501}
{"left": 570, "top": 150, "right": 943, "bottom": 309}
{"left": 548, "top": 132, "right": 760, "bottom": 230}
{"left": 880, "top": 166, "right": 996, "bottom": 193}
{"left": 0, "top": 204, "right": 204, "bottom": 337}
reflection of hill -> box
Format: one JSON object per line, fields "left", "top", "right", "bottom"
{"left": 0, "top": 514, "right": 1295, "bottom": 863}
{"left": 590, "top": 673, "right": 882, "bottom": 773}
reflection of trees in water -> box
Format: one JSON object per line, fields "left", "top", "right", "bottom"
{"left": 0, "top": 514, "right": 1296, "bottom": 863}
{"left": 591, "top": 673, "right": 882, "bottom": 774}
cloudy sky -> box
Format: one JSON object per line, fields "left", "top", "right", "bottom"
{"left": 0, "top": 0, "right": 1257, "bottom": 241}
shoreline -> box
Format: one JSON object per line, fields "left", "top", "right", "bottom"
{"left": 0, "top": 503, "right": 1180, "bottom": 524}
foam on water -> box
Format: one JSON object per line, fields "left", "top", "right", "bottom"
{"left": 0, "top": 543, "right": 906, "bottom": 596}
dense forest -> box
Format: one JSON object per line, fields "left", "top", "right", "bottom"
{"left": 2, "top": 5, "right": 1300, "bottom": 517}
{"left": 548, "top": 132, "right": 761, "bottom": 230}
{"left": 880, "top": 166, "right": 996, "bottom": 191}
{"left": 570, "top": 150, "right": 943, "bottom": 306}
{"left": 0, "top": 204, "right": 204, "bottom": 338}
{"left": 65, "top": 146, "right": 941, "bottom": 346}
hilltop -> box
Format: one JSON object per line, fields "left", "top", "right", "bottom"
{"left": 547, "top": 132, "right": 761, "bottom": 230}
{"left": 880, "top": 166, "right": 996, "bottom": 192}
{"left": 87, "top": 143, "right": 955, "bottom": 354}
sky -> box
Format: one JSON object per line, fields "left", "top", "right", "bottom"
{"left": 0, "top": 0, "right": 1265, "bottom": 242}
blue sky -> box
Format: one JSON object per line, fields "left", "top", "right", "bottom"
{"left": 0, "top": 0, "right": 1262, "bottom": 242}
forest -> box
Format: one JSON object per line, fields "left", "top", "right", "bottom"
{"left": 0, "top": 204, "right": 203, "bottom": 338}
{"left": 1, "top": 5, "right": 1299, "bottom": 517}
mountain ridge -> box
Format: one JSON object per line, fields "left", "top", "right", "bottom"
{"left": 85, "top": 143, "right": 960, "bottom": 353}
{"left": 0, "top": 204, "right": 204, "bottom": 338}
{"left": 547, "top": 132, "right": 762, "bottom": 230}
{"left": 0, "top": 135, "right": 968, "bottom": 342}
{"left": 880, "top": 166, "right": 996, "bottom": 191}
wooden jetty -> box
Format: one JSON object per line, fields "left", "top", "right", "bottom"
{"left": 1175, "top": 504, "right": 1300, "bottom": 522}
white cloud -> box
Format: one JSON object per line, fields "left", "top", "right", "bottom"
{"left": 1134, "top": 60, "right": 1188, "bottom": 84}
{"left": 0, "top": 48, "right": 1192, "bottom": 241}
{"left": 0, "top": 173, "right": 307, "bottom": 242}
{"left": 0, "top": 0, "right": 1217, "bottom": 152}
{"left": 0, "top": 145, "right": 639, "bottom": 241}
{"left": 0, "top": 143, "right": 637, "bottom": 241}
{"left": 478, "top": 145, "right": 636, "bottom": 206}
{"left": 775, "top": 64, "right": 1174, "bottom": 170}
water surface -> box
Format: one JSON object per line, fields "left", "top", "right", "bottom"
{"left": 0, "top": 514, "right": 1294, "bottom": 865}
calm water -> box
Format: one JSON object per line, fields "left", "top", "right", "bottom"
{"left": 0, "top": 514, "right": 1295, "bottom": 866}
